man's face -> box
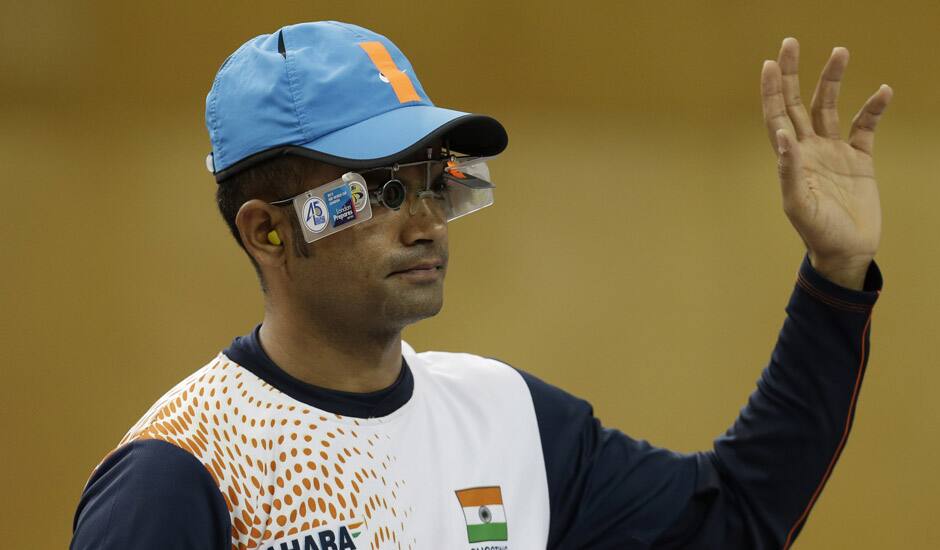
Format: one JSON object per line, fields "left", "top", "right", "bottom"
{"left": 280, "top": 152, "right": 449, "bottom": 335}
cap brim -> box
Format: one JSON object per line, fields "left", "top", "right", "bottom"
{"left": 214, "top": 105, "right": 507, "bottom": 182}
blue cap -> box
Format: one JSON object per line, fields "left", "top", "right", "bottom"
{"left": 206, "top": 21, "right": 508, "bottom": 182}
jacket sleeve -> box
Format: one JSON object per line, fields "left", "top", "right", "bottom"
{"left": 517, "top": 256, "right": 882, "bottom": 549}
{"left": 70, "top": 438, "right": 230, "bottom": 550}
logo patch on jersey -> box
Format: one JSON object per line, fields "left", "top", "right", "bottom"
{"left": 455, "top": 486, "right": 508, "bottom": 544}
{"left": 263, "top": 521, "right": 362, "bottom": 550}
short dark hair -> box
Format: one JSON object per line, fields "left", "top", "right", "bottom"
{"left": 215, "top": 154, "right": 317, "bottom": 289}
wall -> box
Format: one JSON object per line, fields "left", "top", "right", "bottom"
{"left": 2, "top": 1, "right": 938, "bottom": 547}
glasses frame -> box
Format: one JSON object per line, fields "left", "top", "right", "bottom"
{"left": 268, "top": 149, "right": 488, "bottom": 212}
{"left": 265, "top": 149, "right": 495, "bottom": 243}
{"left": 358, "top": 158, "right": 446, "bottom": 212}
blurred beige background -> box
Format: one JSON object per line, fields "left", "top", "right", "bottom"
{"left": 2, "top": 1, "right": 938, "bottom": 548}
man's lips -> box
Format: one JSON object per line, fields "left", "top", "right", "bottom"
{"left": 387, "top": 258, "right": 446, "bottom": 277}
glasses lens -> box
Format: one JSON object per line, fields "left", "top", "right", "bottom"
{"left": 440, "top": 159, "right": 494, "bottom": 221}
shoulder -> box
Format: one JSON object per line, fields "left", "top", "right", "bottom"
{"left": 80, "top": 353, "right": 241, "bottom": 503}
{"left": 116, "top": 354, "right": 247, "bottom": 457}
{"left": 403, "top": 342, "right": 529, "bottom": 395}
{"left": 72, "top": 439, "right": 230, "bottom": 549}
{"left": 404, "top": 341, "right": 593, "bottom": 416}
{"left": 76, "top": 352, "right": 293, "bottom": 548}
{"left": 118, "top": 352, "right": 286, "bottom": 448}
{"left": 81, "top": 439, "right": 223, "bottom": 505}
{"left": 104, "top": 352, "right": 284, "bottom": 504}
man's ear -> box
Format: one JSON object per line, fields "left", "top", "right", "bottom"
{"left": 236, "top": 200, "right": 290, "bottom": 269}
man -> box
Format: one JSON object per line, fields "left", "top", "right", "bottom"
{"left": 70, "top": 21, "right": 891, "bottom": 550}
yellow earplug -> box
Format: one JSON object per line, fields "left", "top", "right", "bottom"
{"left": 267, "top": 230, "right": 282, "bottom": 246}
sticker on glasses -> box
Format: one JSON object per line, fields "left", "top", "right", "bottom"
{"left": 348, "top": 180, "right": 368, "bottom": 213}
{"left": 302, "top": 197, "right": 329, "bottom": 233}
{"left": 290, "top": 174, "right": 373, "bottom": 243}
{"left": 324, "top": 186, "right": 356, "bottom": 228}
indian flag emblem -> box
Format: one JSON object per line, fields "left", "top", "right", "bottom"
{"left": 455, "top": 486, "right": 508, "bottom": 543}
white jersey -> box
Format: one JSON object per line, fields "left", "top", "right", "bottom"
{"left": 114, "top": 342, "right": 549, "bottom": 550}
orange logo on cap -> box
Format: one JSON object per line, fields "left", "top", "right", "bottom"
{"left": 358, "top": 41, "right": 421, "bottom": 104}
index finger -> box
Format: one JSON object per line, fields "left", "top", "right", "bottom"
{"left": 761, "top": 59, "right": 796, "bottom": 153}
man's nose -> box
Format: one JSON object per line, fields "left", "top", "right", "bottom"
{"left": 399, "top": 195, "right": 447, "bottom": 245}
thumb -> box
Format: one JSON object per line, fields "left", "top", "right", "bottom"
{"left": 775, "top": 128, "right": 802, "bottom": 197}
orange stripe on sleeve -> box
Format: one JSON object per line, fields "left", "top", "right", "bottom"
{"left": 358, "top": 41, "right": 421, "bottom": 104}
{"left": 782, "top": 304, "right": 876, "bottom": 549}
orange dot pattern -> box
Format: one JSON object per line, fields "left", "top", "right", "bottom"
{"left": 106, "top": 355, "right": 415, "bottom": 550}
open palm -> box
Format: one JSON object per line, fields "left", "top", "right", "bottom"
{"left": 761, "top": 38, "right": 892, "bottom": 288}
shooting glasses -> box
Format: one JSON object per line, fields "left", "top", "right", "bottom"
{"left": 269, "top": 154, "right": 495, "bottom": 243}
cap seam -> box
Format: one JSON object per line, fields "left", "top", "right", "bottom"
{"left": 282, "top": 33, "right": 313, "bottom": 143}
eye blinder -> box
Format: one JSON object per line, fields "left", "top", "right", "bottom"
{"left": 373, "top": 179, "right": 407, "bottom": 210}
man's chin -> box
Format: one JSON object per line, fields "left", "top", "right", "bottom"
{"left": 383, "top": 289, "right": 444, "bottom": 327}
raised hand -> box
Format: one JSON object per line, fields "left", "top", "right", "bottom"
{"left": 761, "top": 37, "right": 892, "bottom": 290}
